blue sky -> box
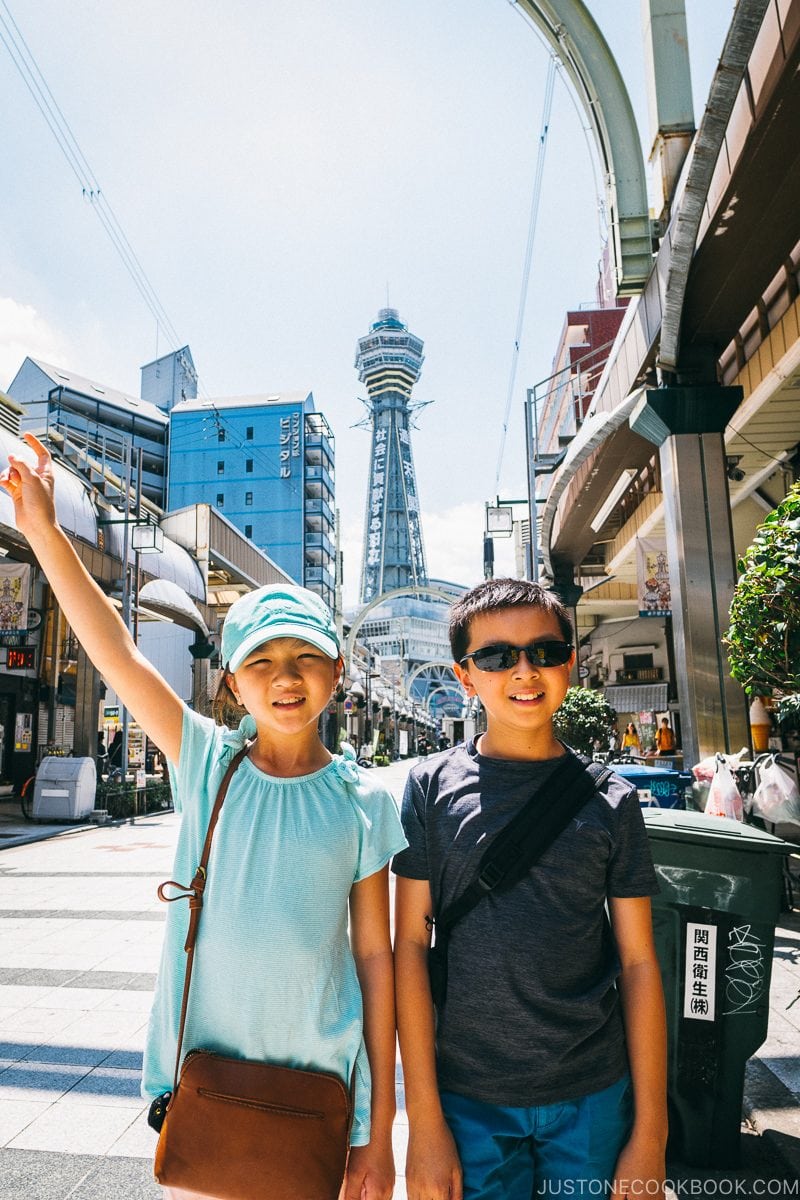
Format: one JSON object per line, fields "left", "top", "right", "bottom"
{"left": 0, "top": 0, "right": 734, "bottom": 602}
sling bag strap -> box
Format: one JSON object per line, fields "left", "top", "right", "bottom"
{"left": 157, "top": 743, "right": 252, "bottom": 1093}
{"left": 434, "top": 753, "right": 613, "bottom": 939}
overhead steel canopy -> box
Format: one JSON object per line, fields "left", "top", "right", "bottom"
{"left": 515, "top": 0, "right": 651, "bottom": 294}
{"left": 657, "top": 0, "right": 772, "bottom": 371}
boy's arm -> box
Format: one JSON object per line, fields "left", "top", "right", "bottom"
{"left": 1, "top": 435, "right": 183, "bottom": 763}
{"left": 609, "top": 895, "right": 668, "bottom": 1200}
{"left": 394, "top": 876, "right": 462, "bottom": 1200}
{"left": 346, "top": 865, "right": 396, "bottom": 1200}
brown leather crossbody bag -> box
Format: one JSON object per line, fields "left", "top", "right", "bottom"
{"left": 151, "top": 746, "right": 353, "bottom": 1200}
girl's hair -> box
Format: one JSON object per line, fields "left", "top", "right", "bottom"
{"left": 212, "top": 672, "right": 247, "bottom": 728}
{"left": 449, "top": 577, "right": 573, "bottom": 662}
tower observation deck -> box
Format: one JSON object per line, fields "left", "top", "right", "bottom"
{"left": 356, "top": 308, "right": 428, "bottom": 604}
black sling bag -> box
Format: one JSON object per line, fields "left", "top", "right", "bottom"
{"left": 427, "top": 752, "right": 612, "bottom": 1007}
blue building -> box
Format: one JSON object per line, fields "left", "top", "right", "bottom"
{"left": 168, "top": 392, "right": 336, "bottom": 610}
{"left": 140, "top": 346, "right": 198, "bottom": 413}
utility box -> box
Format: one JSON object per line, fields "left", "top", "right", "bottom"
{"left": 643, "top": 809, "right": 798, "bottom": 1167}
{"left": 33, "top": 756, "right": 97, "bottom": 821}
{"left": 615, "top": 762, "right": 693, "bottom": 809}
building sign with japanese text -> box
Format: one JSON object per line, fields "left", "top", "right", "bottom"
{"left": 279, "top": 412, "right": 302, "bottom": 479}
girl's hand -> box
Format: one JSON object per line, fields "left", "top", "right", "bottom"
{"left": 0, "top": 433, "right": 58, "bottom": 540}
{"left": 344, "top": 1138, "right": 395, "bottom": 1200}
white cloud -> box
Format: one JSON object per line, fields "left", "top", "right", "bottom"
{"left": 340, "top": 501, "right": 520, "bottom": 611}
{"left": 0, "top": 297, "right": 72, "bottom": 391}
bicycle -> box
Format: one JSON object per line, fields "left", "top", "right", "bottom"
{"left": 16, "top": 772, "right": 36, "bottom": 820}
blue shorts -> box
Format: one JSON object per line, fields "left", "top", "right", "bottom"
{"left": 440, "top": 1074, "right": 633, "bottom": 1200}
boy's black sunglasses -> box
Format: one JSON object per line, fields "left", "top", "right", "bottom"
{"left": 459, "top": 640, "right": 574, "bottom": 672}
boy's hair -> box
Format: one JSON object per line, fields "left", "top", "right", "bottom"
{"left": 449, "top": 578, "right": 573, "bottom": 662}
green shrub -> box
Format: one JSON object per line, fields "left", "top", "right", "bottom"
{"left": 95, "top": 777, "right": 173, "bottom": 820}
{"left": 725, "top": 481, "right": 800, "bottom": 706}
{"left": 553, "top": 687, "right": 617, "bottom": 755}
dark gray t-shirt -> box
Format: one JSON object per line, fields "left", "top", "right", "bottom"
{"left": 392, "top": 740, "right": 659, "bottom": 1106}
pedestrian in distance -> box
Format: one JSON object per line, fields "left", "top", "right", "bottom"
{"left": 655, "top": 718, "right": 676, "bottom": 757}
{"left": 393, "top": 577, "right": 667, "bottom": 1200}
{"left": 622, "top": 721, "right": 641, "bottom": 756}
{"left": 1, "top": 433, "right": 406, "bottom": 1200}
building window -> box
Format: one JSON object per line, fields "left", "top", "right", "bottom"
{"left": 216, "top": 493, "right": 224, "bottom": 508}
{"left": 623, "top": 653, "right": 654, "bottom": 670}
{"left": 218, "top": 429, "right": 225, "bottom": 443}
{"left": 245, "top": 491, "right": 253, "bottom": 506}
{"left": 246, "top": 426, "right": 254, "bottom": 440}
{"left": 217, "top": 460, "right": 224, "bottom": 474}
{"left": 245, "top": 524, "right": 253, "bottom": 539}
{"left": 246, "top": 459, "right": 254, "bottom": 473}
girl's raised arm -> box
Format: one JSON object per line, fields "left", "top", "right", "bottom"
{"left": 0, "top": 433, "right": 184, "bottom": 765}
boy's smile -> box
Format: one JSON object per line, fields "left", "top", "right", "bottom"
{"left": 453, "top": 606, "right": 575, "bottom": 760}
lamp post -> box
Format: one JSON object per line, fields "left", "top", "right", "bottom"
{"left": 348, "top": 677, "right": 365, "bottom": 747}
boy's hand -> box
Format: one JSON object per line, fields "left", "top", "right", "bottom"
{"left": 0, "top": 433, "right": 58, "bottom": 540}
{"left": 405, "top": 1117, "right": 463, "bottom": 1200}
{"left": 343, "top": 1137, "right": 395, "bottom": 1200}
{"left": 611, "top": 1129, "right": 666, "bottom": 1200}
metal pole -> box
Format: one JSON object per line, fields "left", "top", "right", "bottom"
{"left": 526, "top": 389, "right": 540, "bottom": 582}
{"left": 120, "top": 441, "right": 133, "bottom": 794}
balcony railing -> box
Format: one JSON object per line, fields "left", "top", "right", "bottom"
{"left": 305, "top": 531, "right": 334, "bottom": 562}
{"left": 305, "top": 463, "right": 334, "bottom": 498}
{"left": 614, "top": 667, "right": 664, "bottom": 683}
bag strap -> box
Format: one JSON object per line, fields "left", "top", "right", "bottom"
{"left": 158, "top": 743, "right": 251, "bottom": 1093}
{"left": 435, "top": 754, "right": 612, "bottom": 938}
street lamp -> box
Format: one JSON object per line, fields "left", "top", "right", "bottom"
{"left": 348, "top": 677, "right": 366, "bottom": 747}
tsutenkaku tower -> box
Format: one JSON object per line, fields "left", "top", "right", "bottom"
{"left": 356, "top": 308, "right": 429, "bottom": 605}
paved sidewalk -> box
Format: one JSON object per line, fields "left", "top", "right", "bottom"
{"left": 0, "top": 760, "right": 797, "bottom": 1198}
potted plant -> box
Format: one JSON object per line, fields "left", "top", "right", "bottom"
{"left": 725, "top": 480, "right": 800, "bottom": 730}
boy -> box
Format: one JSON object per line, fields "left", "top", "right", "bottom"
{"left": 393, "top": 579, "right": 667, "bottom": 1200}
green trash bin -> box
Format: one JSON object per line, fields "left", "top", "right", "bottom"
{"left": 642, "top": 809, "right": 798, "bottom": 1168}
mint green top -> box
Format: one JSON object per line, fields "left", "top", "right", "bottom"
{"left": 142, "top": 707, "right": 407, "bottom": 1145}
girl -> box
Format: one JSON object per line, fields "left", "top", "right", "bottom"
{"left": 622, "top": 722, "right": 641, "bottom": 755}
{"left": 1, "top": 433, "right": 406, "bottom": 1200}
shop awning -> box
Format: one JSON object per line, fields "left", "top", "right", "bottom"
{"left": 137, "top": 579, "right": 210, "bottom": 635}
{"left": 604, "top": 683, "right": 669, "bottom": 713}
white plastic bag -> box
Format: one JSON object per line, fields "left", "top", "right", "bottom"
{"left": 705, "top": 754, "right": 744, "bottom": 821}
{"left": 692, "top": 747, "right": 748, "bottom": 786}
{"left": 752, "top": 756, "right": 800, "bottom": 824}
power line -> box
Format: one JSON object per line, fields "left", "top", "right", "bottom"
{"left": 496, "top": 53, "right": 557, "bottom": 487}
{"left": 505, "top": 0, "right": 606, "bottom": 242}
{"left": 0, "top": 0, "right": 183, "bottom": 351}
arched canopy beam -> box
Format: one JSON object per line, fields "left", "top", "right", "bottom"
{"left": 344, "top": 584, "right": 456, "bottom": 670}
{"left": 404, "top": 659, "right": 459, "bottom": 695}
{"left": 516, "top": 0, "right": 650, "bottom": 294}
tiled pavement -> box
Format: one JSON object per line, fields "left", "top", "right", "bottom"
{"left": 0, "top": 767, "right": 413, "bottom": 1199}
{"left": 0, "top": 763, "right": 798, "bottom": 1198}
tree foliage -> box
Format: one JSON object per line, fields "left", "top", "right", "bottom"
{"left": 725, "top": 481, "right": 800, "bottom": 700}
{"left": 554, "top": 686, "right": 617, "bottom": 755}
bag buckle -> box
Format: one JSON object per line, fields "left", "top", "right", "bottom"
{"left": 477, "top": 860, "right": 505, "bottom": 891}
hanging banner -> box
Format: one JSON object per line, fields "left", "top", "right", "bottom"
{"left": 636, "top": 539, "right": 671, "bottom": 617}
{"left": 0, "top": 562, "right": 31, "bottom": 634}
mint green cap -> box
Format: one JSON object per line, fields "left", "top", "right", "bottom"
{"left": 221, "top": 585, "right": 339, "bottom": 672}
